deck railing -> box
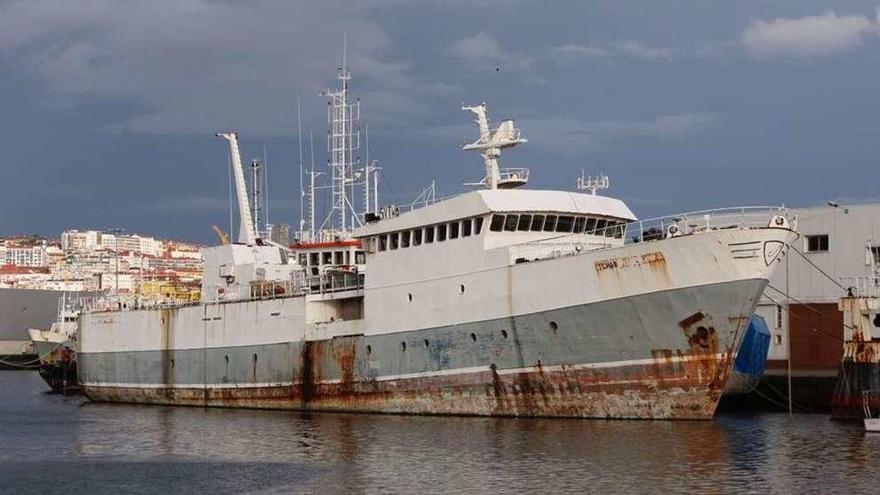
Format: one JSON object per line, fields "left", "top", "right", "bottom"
{"left": 623, "top": 206, "right": 793, "bottom": 244}
{"left": 841, "top": 276, "right": 880, "bottom": 298}
{"left": 509, "top": 206, "right": 794, "bottom": 263}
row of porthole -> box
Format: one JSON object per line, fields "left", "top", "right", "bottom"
{"left": 173, "top": 321, "right": 558, "bottom": 364}
{"left": 167, "top": 353, "right": 260, "bottom": 370}
{"left": 221, "top": 354, "right": 259, "bottom": 363}
{"left": 407, "top": 285, "right": 466, "bottom": 302}
{"left": 364, "top": 321, "right": 560, "bottom": 355}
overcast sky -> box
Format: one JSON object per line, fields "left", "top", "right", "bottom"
{"left": 2, "top": 1, "right": 879, "bottom": 242}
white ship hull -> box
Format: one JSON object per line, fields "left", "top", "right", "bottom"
{"left": 79, "top": 227, "right": 795, "bottom": 419}
{"left": 27, "top": 328, "right": 68, "bottom": 358}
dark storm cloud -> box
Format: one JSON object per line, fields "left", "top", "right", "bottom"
{"left": 2, "top": 1, "right": 880, "bottom": 241}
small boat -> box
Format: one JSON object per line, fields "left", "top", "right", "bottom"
{"left": 26, "top": 294, "right": 80, "bottom": 393}
{"left": 862, "top": 391, "right": 880, "bottom": 432}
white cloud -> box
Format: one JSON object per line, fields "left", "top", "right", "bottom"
{"left": 523, "top": 112, "right": 717, "bottom": 153}
{"left": 0, "top": 0, "right": 423, "bottom": 135}
{"left": 450, "top": 32, "right": 533, "bottom": 72}
{"left": 741, "top": 11, "right": 880, "bottom": 58}
{"left": 553, "top": 40, "right": 676, "bottom": 60}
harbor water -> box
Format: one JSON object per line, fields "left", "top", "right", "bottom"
{"left": 1, "top": 370, "right": 878, "bottom": 494}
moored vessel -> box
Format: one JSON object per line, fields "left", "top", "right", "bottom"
{"left": 27, "top": 295, "right": 81, "bottom": 392}
{"left": 77, "top": 63, "right": 798, "bottom": 419}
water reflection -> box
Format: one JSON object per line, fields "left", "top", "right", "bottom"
{"left": 3, "top": 371, "right": 880, "bottom": 494}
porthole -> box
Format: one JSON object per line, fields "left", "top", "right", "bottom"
{"left": 459, "top": 284, "right": 465, "bottom": 294}
{"left": 501, "top": 329, "right": 509, "bottom": 339}
{"left": 424, "top": 339, "right": 430, "bottom": 348}
{"left": 549, "top": 321, "right": 559, "bottom": 333}
{"left": 224, "top": 355, "right": 229, "bottom": 363}
{"left": 170, "top": 358, "right": 175, "bottom": 369}
{"left": 470, "top": 332, "right": 477, "bottom": 343}
{"left": 253, "top": 353, "right": 258, "bottom": 362}
{"left": 401, "top": 341, "right": 407, "bottom": 351}
{"left": 407, "top": 293, "right": 413, "bottom": 302}
{"left": 366, "top": 344, "right": 372, "bottom": 355}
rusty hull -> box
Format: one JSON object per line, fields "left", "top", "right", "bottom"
{"left": 84, "top": 324, "right": 738, "bottom": 420}
{"left": 84, "top": 359, "right": 730, "bottom": 419}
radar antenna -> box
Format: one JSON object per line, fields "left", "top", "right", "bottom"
{"left": 576, "top": 171, "right": 610, "bottom": 196}
{"left": 462, "top": 103, "right": 528, "bottom": 190}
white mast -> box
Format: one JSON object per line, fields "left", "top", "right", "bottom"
{"left": 364, "top": 123, "right": 371, "bottom": 215}
{"left": 216, "top": 132, "right": 256, "bottom": 245}
{"left": 362, "top": 124, "right": 381, "bottom": 215}
{"left": 320, "top": 38, "right": 362, "bottom": 232}
{"left": 297, "top": 99, "right": 305, "bottom": 239}
{"left": 306, "top": 129, "right": 322, "bottom": 242}
{"left": 250, "top": 158, "right": 263, "bottom": 239}
{"left": 462, "top": 103, "right": 527, "bottom": 190}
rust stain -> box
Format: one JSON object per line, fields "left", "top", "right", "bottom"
{"left": 679, "top": 311, "right": 705, "bottom": 330}
{"left": 299, "top": 340, "right": 323, "bottom": 404}
{"left": 83, "top": 310, "right": 745, "bottom": 419}
{"left": 83, "top": 352, "right": 730, "bottom": 419}
{"left": 677, "top": 310, "right": 728, "bottom": 391}
{"left": 331, "top": 338, "right": 357, "bottom": 393}
{"left": 160, "top": 308, "right": 173, "bottom": 399}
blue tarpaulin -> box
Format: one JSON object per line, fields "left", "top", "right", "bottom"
{"left": 733, "top": 315, "right": 771, "bottom": 377}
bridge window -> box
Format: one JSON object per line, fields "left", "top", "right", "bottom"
{"left": 438, "top": 224, "right": 447, "bottom": 241}
{"left": 595, "top": 219, "right": 608, "bottom": 236}
{"left": 462, "top": 219, "right": 472, "bottom": 237}
{"left": 556, "top": 216, "right": 574, "bottom": 233}
{"left": 475, "top": 217, "right": 484, "bottom": 234}
{"left": 413, "top": 229, "right": 422, "bottom": 246}
{"left": 334, "top": 251, "right": 344, "bottom": 264}
{"left": 378, "top": 234, "right": 388, "bottom": 251}
{"left": 531, "top": 215, "right": 545, "bottom": 231}
{"left": 449, "top": 221, "right": 460, "bottom": 239}
{"left": 543, "top": 215, "right": 557, "bottom": 232}
{"left": 605, "top": 221, "right": 618, "bottom": 237}
{"left": 574, "top": 217, "right": 586, "bottom": 233}
{"left": 390, "top": 233, "right": 399, "bottom": 250}
{"left": 504, "top": 214, "right": 518, "bottom": 232}
{"left": 425, "top": 226, "right": 434, "bottom": 244}
{"left": 401, "top": 230, "right": 411, "bottom": 248}
{"left": 517, "top": 214, "right": 532, "bottom": 231}
{"left": 322, "top": 252, "right": 333, "bottom": 265}
{"left": 356, "top": 251, "right": 365, "bottom": 264}
{"left": 490, "top": 214, "right": 504, "bottom": 232}
{"left": 585, "top": 218, "right": 597, "bottom": 234}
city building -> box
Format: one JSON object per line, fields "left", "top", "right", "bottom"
{"left": 0, "top": 239, "right": 49, "bottom": 267}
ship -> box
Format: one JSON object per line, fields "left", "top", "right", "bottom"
{"left": 77, "top": 64, "right": 798, "bottom": 419}
{"left": 831, "top": 281, "right": 880, "bottom": 421}
{"left": 27, "top": 294, "right": 81, "bottom": 392}
{"left": 0, "top": 287, "right": 87, "bottom": 369}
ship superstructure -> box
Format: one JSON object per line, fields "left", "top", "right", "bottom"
{"left": 76, "top": 64, "right": 799, "bottom": 419}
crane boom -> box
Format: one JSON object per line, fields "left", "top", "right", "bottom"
{"left": 216, "top": 132, "right": 256, "bottom": 245}
{"left": 211, "top": 224, "right": 230, "bottom": 245}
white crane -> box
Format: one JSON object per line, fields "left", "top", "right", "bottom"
{"left": 216, "top": 132, "right": 257, "bottom": 245}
